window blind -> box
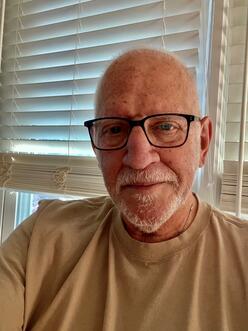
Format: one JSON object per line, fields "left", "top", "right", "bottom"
{"left": 224, "top": 0, "right": 248, "bottom": 161}
{"left": 0, "top": 0, "right": 209, "bottom": 195}
{"left": 1, "top": 0, "right": 203, "bottom": 156}
{"left": 0, "top": 153, "right": 107, "bottom": 196}
{"left": 220, "top": 0, "right": 248, "bottom": 215}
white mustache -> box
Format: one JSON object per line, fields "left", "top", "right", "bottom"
{"left": 116, "top": 167, "right": 179, "bottom": 191}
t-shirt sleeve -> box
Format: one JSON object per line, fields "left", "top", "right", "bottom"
{"left": 0, "top": 213, "right": 36, "bottom": 331}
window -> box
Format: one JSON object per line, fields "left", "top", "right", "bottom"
{"left": 0, "top": 0, "right": 213, "bottom": 238}
{"left": 15, "top": 191, "right": 83, "bottom": 226}
{"left": 0, "top": 189, "right": 85, "bottom": 243}
{"left": 0, "top": 0, "right": 211, "bottom": 159}
{"left": 216, "top": 0, "right": 248, "bottom": 217}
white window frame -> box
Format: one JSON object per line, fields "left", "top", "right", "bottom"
{"left": 0, "top": 189, "right": 17, "bottom": 243}
{"left": 200, "top": 0, "right": 230, "bottom": 207}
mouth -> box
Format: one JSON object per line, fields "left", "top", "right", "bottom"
{"left": 121, "top": 182, "right": 163, "bottom": 190}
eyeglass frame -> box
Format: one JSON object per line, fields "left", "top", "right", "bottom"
{"left": 84, "top": 113, "right": 201, "bottom": 151}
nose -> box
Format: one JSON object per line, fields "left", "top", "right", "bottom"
{"left": 122, "top": 126, "right": 160, "bottom": 169}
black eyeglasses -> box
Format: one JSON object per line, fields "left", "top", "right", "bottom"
{"left": 84, "top": 113, "right": 200, "bottom": 151}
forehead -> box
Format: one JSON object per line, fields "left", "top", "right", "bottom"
{"left": 97, "top": 53, "right": 199, "bottom": 117}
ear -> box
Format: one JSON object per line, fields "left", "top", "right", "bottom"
{"left": 198, "top": 116, "right": 212, "bottom": 168}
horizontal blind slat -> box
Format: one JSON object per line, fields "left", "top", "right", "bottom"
{"left": 1, "top": 94, "right": 95, "bottom": 111}
{"left": 229, "top": 6, "right": 248, "bottom": 26}
{"left": 5, "top": 0, "right": 199, "bottom": 20}
{"left": 0, "top": 110, "right": 92, "bottom": 125}
{"left": 224, "top": 142, "right": 248, "bottom": 160}
{"left": 3, "top": 37, "right": 165, "bottom": 69}
{"left": 3, "top": 28, "right": 200, "bottom": 60}
{"left": 0, "top": 125, "right": 89, "bottom": 140}
{"left": 2, "top": 61, "right": 110, "bottom": 84}
{"left": 220, "top": 160, "right": 248, "bottom": 213}
{"left": 230, "top": 25, "right": 246, "bottom": 45}
{"left": 225, "top": 122, "right": 248, "bottom": 141}
{"left": 224, "top": 1, "right": 248, "bottom": 164}
{"left": 3, "top": 52, "right": 198, "bottom": 84}
{"left": 229, "top": 44, "right": 245, "bottom": 64}
{"left": 4, "top": 12, "right": 200, "bottom": 49}
{"left": 0, "top": 139, "right": 94, "bottom": 156}
{"left": 1, "top": 64, "right": 197, "bottom": 99}
{"left": 0, "top": 153, "right": 107, "bottom": 196}
{"left": 6, "top": 2, "right": 168, "bottom": 43}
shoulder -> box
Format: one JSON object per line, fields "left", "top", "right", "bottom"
{"left": 2, "top": 196, "right": 115, "bottom": 251}
{"left": 37, "top": 195, "right": 114, "bottom": 221}
{"left": 33, "top": 195, "right": 115, "bottom": 234}
{"left": 209, "top": 204, "right": 248, "bottom": 229}
{"left": 12, "top": 196, "right": 117, "bottom": 267}
{"left": 202, "top": 201, "right": 248, "bottom": 246}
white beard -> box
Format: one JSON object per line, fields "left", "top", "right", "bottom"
{"left": 106, "top": 167, "right": 190, "bottom": 234}
{"left": 117, "top": 185, "right": 187, "bottom": 234}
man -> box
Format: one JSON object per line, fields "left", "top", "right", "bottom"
{"left": 0, "top": 49, "right": 247, "bottom": 331}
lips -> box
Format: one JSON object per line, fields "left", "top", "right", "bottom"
{"left": 125, "top": 182, "right": 160, "bottom": 186}
{"left": 121, "top": 182, "right": 163, "bottom": 189}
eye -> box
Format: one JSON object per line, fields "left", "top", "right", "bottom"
{"left": 157, "top": 122, "right": 175, "bottom": 131}
{"left": 101, "top": 124, "right": 124, "bottom": 136}
{"left": 153, "top": 121, "right": 179, "bottom": 133}
{"left": 109, "top": 126, "right": 122, "bottom": 134}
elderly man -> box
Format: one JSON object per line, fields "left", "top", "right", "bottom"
{"left": 0, "top": 49, "right": 247, "bottom": 331}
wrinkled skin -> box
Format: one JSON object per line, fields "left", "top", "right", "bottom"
{"left": 94, "top": 50, "right": 212, "bottom": 242}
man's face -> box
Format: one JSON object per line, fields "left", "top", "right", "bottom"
{"left": 95, "top": 54, "right": 209, "bottom": 233}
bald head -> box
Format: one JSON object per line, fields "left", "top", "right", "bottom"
{"left": 95, "top": 48, "right": 200, "bottom": 117}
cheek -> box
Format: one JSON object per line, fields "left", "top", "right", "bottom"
{"left": 160, "top": 145, "right": 199, "bottom": 180}
{"left": 96, "top": 150, "right": 124, "bottom": 186}
{"left": 179, "top": 133, "right": 201, "bottom": 168}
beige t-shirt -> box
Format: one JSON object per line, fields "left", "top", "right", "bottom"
{"left": 0, "top": 196, "right": 247, "bottom": 331}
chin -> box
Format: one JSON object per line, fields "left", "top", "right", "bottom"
{"left": 114, "top": 190, "right": 186, "bottom": 234}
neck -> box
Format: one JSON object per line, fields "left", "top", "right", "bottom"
{"left": 123, "top": 193, "right": 198, "bottom": 243}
